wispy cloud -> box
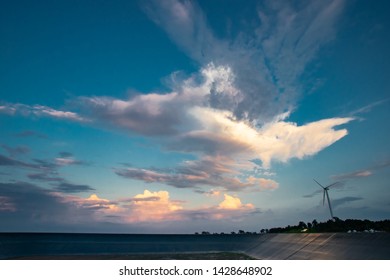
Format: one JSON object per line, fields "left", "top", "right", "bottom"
{"left": 348, "top": 99, "right": 389, "bottom": 117}
{"left": 332, "top": 170, "right": 373, "bottom": 181}
{"left": 332, "top": 159, "right": 390, "bottom": 181}
{"left": 1, "top": 144, "right": 30, "bottom": 157}
{"left": 0, "top": 102, "right": 87, "bottom": 122}
{"left": 332, "top": 196, "right": 363, "bottom": 209}
{"left": 54, "top": 182, "right": 95, "bottom": 193}
{"left": 27, "top": 172, "right": 65, "bottom": 183}
{"left": 14, "top": 130, "right": 48, "bottom": 139}
{"left": 143, "top": 0, "right": 346, "bottom": 123}
{"left": 0, "top": 154, "right": 37, "bottom": 169}
{"left": 115, "top": 155, "right": 279, "bottom": 192}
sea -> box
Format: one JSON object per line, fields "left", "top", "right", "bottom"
{"left": 0, "top": 232, "right": 260, "bottom": 259}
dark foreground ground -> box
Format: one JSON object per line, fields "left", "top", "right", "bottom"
{"left": 12, "top": 252, "right": 256, "bottom": 260}
{"left": 1, "top": 232, "right": 389, "bottom": 260}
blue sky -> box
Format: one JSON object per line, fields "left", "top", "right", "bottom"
{"left": 0, "top": 0, "right": 389, "bottom": 233}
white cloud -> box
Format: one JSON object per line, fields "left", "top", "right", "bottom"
{"left": 218, "top": 194, "right": 254, "bottom": 210}
{"left": 176, "top": 106, "right": 353, "bottom": 168}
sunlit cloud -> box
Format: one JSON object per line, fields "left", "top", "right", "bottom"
{"left": 124, "top": 190, "right": 183, "bottom": 222}
{"left": 218, "top": 194, "right": 254, "bottom": 210}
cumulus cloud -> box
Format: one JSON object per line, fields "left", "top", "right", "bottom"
{"left": 218, "top": 194, "right": 254, "bottom": 210}
{"left": 123, "top": 190, "right": 183, "bottom": 222}
{"left": 61, "top": 189, "right": 258, "bottom": 224}
{"left": 1, "top": 60, "right": 352, "bottom": 175}
{"left": 172, "top": 106, "right": 353, "bottom": 168}
{"left": 121, "top": 190, "right": 258, "bottom": 222}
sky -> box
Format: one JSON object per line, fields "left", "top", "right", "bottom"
{"left": 0, "top": 0, "right": 389, "bottom": 234}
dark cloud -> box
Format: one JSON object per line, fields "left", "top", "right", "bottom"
{"left": 28, "top": 172, "right": 65, "bottom": 183}
{"left": 0, "top": 154, "right": 37, "bottom": 169}
{"left": 54, "top": 182, "right": 95, "bottom": 193}
{"left": 0, "top": 181, "right": 87, "bottom": 230}
{"left": 1, "top": 144, "right": 30, "bottom": 157}
{"left": 332, "top": 196, "right": 363, "bottom": 209}
{"left": 0, "top": 182, "right": 137, "bottom": 232}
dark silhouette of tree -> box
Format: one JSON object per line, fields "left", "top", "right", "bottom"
{"left": 298, "top": 221, "right": 307, "bottom": 229}
{"left": 194, "top": 219, "right": 389, "bottom": 235}
{"left": 266, "top": 219, "right": 389, "bottom": 233}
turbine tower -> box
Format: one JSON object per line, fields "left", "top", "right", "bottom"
{"left": 313, "top": 179, "right": 338, "bottom": 220}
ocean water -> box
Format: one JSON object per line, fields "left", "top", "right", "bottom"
{"left": 0, "top": 233, "right": 260, "bottom": 259}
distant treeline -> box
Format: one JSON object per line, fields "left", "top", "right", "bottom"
{"left": 265, "top": 218, "right": 390, "bottom": 234}
{"left": 195, "top": 218, "right": 390, "bottom": 235}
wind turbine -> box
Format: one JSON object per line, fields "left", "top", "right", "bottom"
{"left": 313, "top": 179, "right": 338, "bottom": 220}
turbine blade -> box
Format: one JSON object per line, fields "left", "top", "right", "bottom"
{"left": 314, "top": 179, "right": 325, "bottom": 189}
{"left": 326, "top": 182, "right": 339, "bottom": 189}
